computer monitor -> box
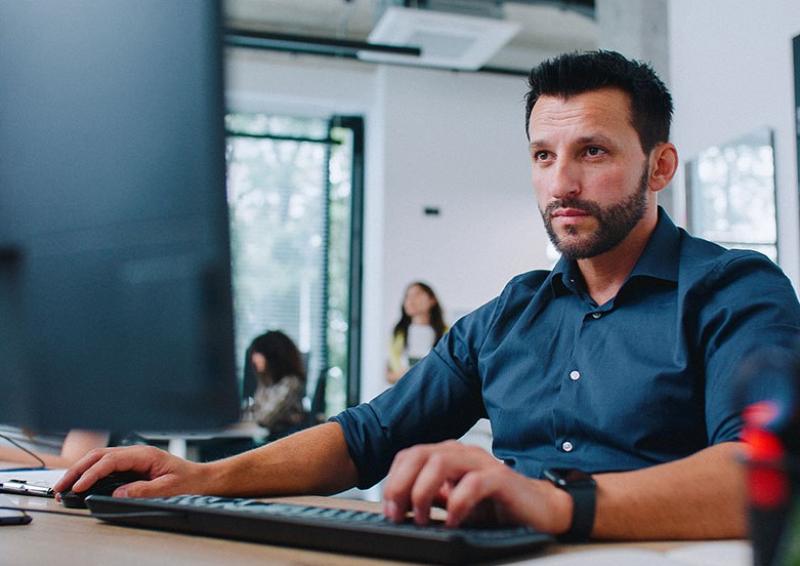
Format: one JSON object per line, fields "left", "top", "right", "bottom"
{"left": 0, "top": 0, "right": 240, "bottom": 430}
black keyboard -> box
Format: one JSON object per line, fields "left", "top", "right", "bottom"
{"left": 86, "top": 494, "right": 553, "bottom": 564}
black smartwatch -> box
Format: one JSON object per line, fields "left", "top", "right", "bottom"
{"left": 543, "top": 468, "right": 597, "bottom": 542}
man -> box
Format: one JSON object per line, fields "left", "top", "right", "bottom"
{"left": 56, "top": 51, "right": 800, "bottom": 541}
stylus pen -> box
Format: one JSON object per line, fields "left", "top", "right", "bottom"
{"left": 0, "top": 480, "right": 54, "bottom": 497}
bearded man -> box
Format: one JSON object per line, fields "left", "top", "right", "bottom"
{"left": 58, "top": 51, "right": 800, "bottom": 541}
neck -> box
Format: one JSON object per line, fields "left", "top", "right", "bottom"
{"left": 410, "top": 314, "right": 431, "bottom": 325}
{"left": 258, "top": 373, "right": 273, "bottom": 387}
{"left": 576, "top": 207, "right": 659, "bottom": 306}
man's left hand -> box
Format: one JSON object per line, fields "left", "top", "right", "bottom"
{"left": 382, "top": 440, "right": 573, "bottom": 533}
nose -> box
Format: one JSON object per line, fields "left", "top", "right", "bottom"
{"left": 546, "top": 158, "right": 581, "bottom": 200}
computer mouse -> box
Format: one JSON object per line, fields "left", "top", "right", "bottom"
{"left": 60, "top": 471, "right": 147, "bottom": 509}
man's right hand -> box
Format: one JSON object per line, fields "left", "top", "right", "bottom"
{"left": 54, "top": 423, "right": 358, "bottom": 501}
{"left": 53, "top": 445, "right": 207, "bottom": 498}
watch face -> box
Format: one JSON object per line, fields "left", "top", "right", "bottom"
{"left": 544, "top": 468, "right": 595, "bottom": 487}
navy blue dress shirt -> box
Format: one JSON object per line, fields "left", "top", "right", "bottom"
{"left": 333, "top": 210, "right": 800, "bottom": 488}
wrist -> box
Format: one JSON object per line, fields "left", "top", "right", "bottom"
{"left": 197, "top": 460, "right": 227, "bottom": 495}
{"left": 543, "top": 468, "right": 597, "bottom": 542}
{"left": 549, "top": 481, "right": 575, "bottom": 534}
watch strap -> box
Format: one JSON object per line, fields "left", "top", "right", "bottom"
{"left": 543, "top": 468, "right": 597, "bottom": 542}
{"left": 558, "top": 478, "right": 596, "bottom": 542}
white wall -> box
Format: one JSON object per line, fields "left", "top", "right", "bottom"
{"left": 668, "top": 0, "right": 800, "bottom": 287}
{"left": 377, "top": 65, "right": 545, "bottom": 397}
{"left": 225, "top": 49, "right": 551, "bottom": 403}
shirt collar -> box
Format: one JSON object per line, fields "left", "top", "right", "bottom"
{"left": 549, "top": 255, "right": 580, "bottom": 297}
{"left": 627, "top": 207, "right": 680, "bottom": 283}
{"left": 548, "top": 206, "right": 679, "bottom": 296}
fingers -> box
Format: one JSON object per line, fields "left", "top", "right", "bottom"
{"left": 62, "top": 445, "right": 197, "bottom": 499}
{"left": 114, "top": 475, "right": 181, "bottom": 498}
{"left": 445, "top": 469, "right": 503, "bottom": 527}
{"left": 446, "top": 471, "right": 570, "bottom": 533}
{"left": 409, "top": 452, "right": 470, "bottom": 524}
{"left": 54, "top": 447, "right": 114, "bottom": 492}
{"left": 433, "top": 481, "right": 453, "bottom": 508}
{"left": 383, "top": 441, "right": 498, "bottom": 525}
{"left": 383, "top": 444, "right": 435, "bottom": 522}
{"left": 407, "top": 452, "right": 447, "bottom": 524}
{"left": 55, "top": 445, "right": 163, "bottom": 494}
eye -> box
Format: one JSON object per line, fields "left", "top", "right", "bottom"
{"left": 532, "top": 150, "right": 550, "bottom": 162}
{"left": 585, "top": 146, "right": 606, "bottom": 157}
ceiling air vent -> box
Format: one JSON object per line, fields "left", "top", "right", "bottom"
{"left": 357, "top": 6, "right": 520, "bottom": 71}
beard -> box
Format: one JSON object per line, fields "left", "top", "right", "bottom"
{"left": 540, "top": 164, "right": 650, "bottom": 260}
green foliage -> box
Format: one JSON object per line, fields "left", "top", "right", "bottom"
{"left": 226, "top": 114, "right": 353, "bottom": 415}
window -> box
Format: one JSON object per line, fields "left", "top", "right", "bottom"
{"left": 686, "top": 127, "right": 778, "bottom": 261}
{"left": 226, "top": 113, "right": 363, "bottom": 416}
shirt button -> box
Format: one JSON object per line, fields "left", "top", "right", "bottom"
{"left": 569, "top": 370, "right": 581, "bottom": 381}
{"left": 591, "top": 312, "right": 602, "bottom": 319}
{"left": 562, "top": 441, "right": 574, "bottom": 452}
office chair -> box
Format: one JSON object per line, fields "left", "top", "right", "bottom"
{"left": 241, "top": 345, "right": 258, "bottom": 401}
{"left": 307, "top": 370, "right": 327, "bottom": 427}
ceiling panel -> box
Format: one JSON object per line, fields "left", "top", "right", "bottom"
{"left": 224, "top": 0, "right": 597, "bottom": 71}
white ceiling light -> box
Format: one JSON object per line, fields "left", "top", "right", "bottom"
{"left": 357, "top": 6, "right": 521, "bottom": 71}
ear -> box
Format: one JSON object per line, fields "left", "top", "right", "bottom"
{"left": 647, "top": 142, "right": 679, "bottom": 193}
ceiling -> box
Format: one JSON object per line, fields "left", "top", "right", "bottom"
{"left": 224, "top": 0, "right": 598, "bottom": 72}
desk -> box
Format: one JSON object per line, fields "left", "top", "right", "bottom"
{"left": 136, "top": 421, "right": 268, "bottom": 460}
{"left": 1, "top": 490, "right": 751, "bottom": 566}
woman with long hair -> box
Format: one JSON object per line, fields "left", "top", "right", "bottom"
{"left": 387, "top": 281, "right": 447, "bottom": 384}
{"left": 247, "top": 330, "right": 307, "bottom": 436}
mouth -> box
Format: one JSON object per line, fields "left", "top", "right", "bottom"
{"left": 551, "top": 208, "right": 590, "bottom": 219}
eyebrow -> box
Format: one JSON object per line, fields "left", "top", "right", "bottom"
{"left": 529, "top": 134, "right": 616, "bottom": 152}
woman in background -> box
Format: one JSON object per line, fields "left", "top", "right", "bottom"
{"left": 387, "top": 282, "right": 447, "bottom": 384}
{"left": 246, "top": 331, "right": 307, "bottom": 438}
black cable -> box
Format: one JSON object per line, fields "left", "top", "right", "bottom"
{"left": 0, "top": 433, "right": 47, "bottom": 469}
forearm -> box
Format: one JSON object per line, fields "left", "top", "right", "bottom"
{"left": 592, "top": 442, "right": 746, "bottom": 539}
{"left": 203, "top": 422, "right": 359, "bottom": 497}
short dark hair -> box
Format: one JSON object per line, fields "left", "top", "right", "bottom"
{"left": 525, "top": 50, "right": 673, "bottom": 154}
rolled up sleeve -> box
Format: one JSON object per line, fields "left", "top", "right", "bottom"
{"left": 699, "top": 252, "right": 800, "bottom": 444}
{"left": 331, "top": 298, "right": 500, "bottom": 488}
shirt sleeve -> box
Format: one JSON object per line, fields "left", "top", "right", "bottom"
{"left": 698, "top": 252, "right": 800, "bottom": 444}
{"left": 332, "top": 296, "right": 501, "bottom": 489}
{"left": 387, "top": 333, "right": 406, "bottom": 374}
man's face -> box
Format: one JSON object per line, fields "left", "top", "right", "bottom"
{"left": 528, "top": 88, "right": 651, "bottom": 259}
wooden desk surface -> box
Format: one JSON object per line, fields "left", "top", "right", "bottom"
{"left": 1, "top": 491, "right": 750, "bottom": 566}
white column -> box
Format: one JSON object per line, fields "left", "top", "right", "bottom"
{"left": 596, "top": 0, "right": 669, "bottom": 84}
{"left": 596, "top": 0, "right": 678, "bottom": 221}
